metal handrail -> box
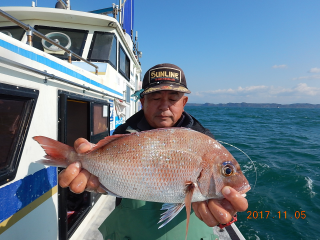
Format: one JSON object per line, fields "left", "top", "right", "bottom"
{"left": 0, "top": 9, "right": 99, "bottom": 74}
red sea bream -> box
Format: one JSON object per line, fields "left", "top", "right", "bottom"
{"left": 34, "top": 127, "right": 250, "bottom": 239}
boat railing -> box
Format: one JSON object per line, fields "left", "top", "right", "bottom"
{"left": 0, "top": 9, "right": 99, "bottom": 75}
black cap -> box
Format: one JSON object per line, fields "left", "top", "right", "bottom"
{"left": 141, "top": 63, "right": 191, "bottom": 96}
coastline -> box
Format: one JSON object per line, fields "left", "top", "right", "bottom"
{"left": 186, "top": 102, "right": 320, "bottom": 109}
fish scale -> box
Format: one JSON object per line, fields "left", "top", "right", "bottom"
{"left": 86, "top": 148, "right": 202, "bottom": 203}
{"left": 71, "top": 128, "right": 239, "bottom": 203}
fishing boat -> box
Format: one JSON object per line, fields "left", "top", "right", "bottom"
{"left": 0, "top": 1, "right": 245, "bottom": 239}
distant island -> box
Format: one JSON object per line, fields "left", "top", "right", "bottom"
{"left": 186, "top": 102, "right": 320, "bottom": 108}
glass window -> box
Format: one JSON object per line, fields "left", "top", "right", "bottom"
{"left": 0, "top": 83, "right": 38, "bottom": 186}
{"left": 91, "top": 103, "right": 109, "bottom": 144}
{"left": 88, "top": 32, "right": 117, "bottom": 68}
{"left": 125, "top": 85, "right": 131, "bottom": 103}
{"left": 0, "top": 26, "right": 25, "bottom": 41}
{"left": 119, "top": 45, "right": 130, "bottom": 80}
{"left": 33, "top": 25, "right": 88, "bottom": 61}
{"left": 110, "top": 36, "right": 117, "bottom": 67}
{"left": 93, "top": 104, "right": 108, "bottom": 135}
{"left": 0, "top": 99, "right": 25, "bottom": 170}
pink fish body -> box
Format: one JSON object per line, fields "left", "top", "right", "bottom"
{"left": 34, "top": 127, "right": 250, "bottom": 238}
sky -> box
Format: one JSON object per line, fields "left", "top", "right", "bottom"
{"left": 1, "top": 0, "right": 320, "bottom": 104}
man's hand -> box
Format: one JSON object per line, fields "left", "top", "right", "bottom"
{"left": 192, "top": 186, "right": 248, "bottom": 227}
{"left": 58, "top": 138, "right": 106, "bottom": 194}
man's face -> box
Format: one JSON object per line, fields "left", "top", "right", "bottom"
{"left": 140, "top": 91, "right": 188, "bottom": 128}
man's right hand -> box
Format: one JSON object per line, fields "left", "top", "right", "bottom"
{"left": 58, "top": 138, "right": 106, "bottom": 194}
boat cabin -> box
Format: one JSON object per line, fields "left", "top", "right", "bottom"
{"left": 0, "top": 3, "right": 141, "bottom": 240}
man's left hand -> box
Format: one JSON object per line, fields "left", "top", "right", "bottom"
{"left": 192, "top": 186, "right": 248, "bottom": 227}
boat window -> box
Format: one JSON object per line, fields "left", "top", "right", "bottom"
{"left": 0, "top": 83, "right": 38, "bottom": 186}
{"left": 110, "top": 36, "right": 117, "bottom": 67}
{"left": 91, "top": 103, "right": 109, "bottom": 143}
{"left": 125, "top": 85, "right": 131, "bottom": 103}
{"left": 88, "top": 32, "right": 117, "bottom": 68}
{"left": 0, "top": 26, "right": 25, "bottom": 41}
{"left": 119, "top": 45, "right": 130, "bottom": 80}
{"left": 33, "top": 25, "right": 88, "bottom": 61}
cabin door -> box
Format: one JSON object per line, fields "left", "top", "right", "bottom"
{"left": 58, "top": 91, "right": 110, "bottom": 240}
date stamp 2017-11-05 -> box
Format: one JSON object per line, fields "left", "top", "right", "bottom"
{"left": 247, "top": 211, "right": 306, "bottom": 219}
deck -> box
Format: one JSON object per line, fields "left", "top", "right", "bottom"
{"left": 73, "top": 195, "right": 244, "bottom": 240}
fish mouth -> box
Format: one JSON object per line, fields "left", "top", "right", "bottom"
{"left": 238, "top": 185, "right": 251, "bottom": 195}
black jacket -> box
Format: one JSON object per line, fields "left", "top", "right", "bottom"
{"left": 113, "top": 110, "right": 214, "bottom": 139}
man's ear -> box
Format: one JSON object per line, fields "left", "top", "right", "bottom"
{"left": 140, "top": 97, "right": 145, "bottom": 108}
{"left": 182, "top": 96, "right": 188, "bottom": 107}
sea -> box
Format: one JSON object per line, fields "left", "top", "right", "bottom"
{"left": 185, "top": 106, "right": 320, "bottom": 240}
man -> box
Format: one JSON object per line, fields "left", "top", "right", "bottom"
{"left": 59, "top": 63, "right": 248, "bottom": 239}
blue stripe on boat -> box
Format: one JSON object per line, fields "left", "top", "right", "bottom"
{"left": 0, "top": 39, "right": 122, "bottom": 97}
{"left": 0, "top": 167, "right": 57, "bottom": 223}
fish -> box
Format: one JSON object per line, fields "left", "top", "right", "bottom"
{"left": 33, "top": 127, "right": 250, "bottom": 240}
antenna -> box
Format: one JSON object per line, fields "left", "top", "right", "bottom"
{"left": 66, "top": 0, "right": 70, "bottom": 10}
{"left": 119, "top": 0, "right": 122, "bottom": 25}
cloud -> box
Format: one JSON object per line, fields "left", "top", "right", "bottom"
{"left": 272, "top": 64, "right": 287, "bottom": 69}
{"left": 293, "top": 75, "right": 320, "bottom": 80}
{"left": 309, "top": 67, "right": 320, "bottom": 73}
{"left": 193, "top": 83, "right": 320, "bottom": 98}
{"left": 294, "top": 83, "right": 320, "bottom": 96}
{"left": 272, "top": 83, "right": 320, "bottom": 96}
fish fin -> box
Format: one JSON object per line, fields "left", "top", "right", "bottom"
{"left": 184, "top": 181, "right": 196, "bottom": 240}
{"left": 89, "top": 134, "right": 129, "bottom": 152}
{"left": 33, "top": 136, "right": 75, "bottom": 167}
{"left": 99, "top": 184, "right": 123, "bottom": 198}
{"left": 158, "top": 203, "right": 185, "bottom": 229}
{"left": 36, "top": 157, "right": 71, "bottom": 167}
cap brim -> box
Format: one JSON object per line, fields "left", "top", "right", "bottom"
{"left": 142, "top": 83, "right": 191, "bottom": 96}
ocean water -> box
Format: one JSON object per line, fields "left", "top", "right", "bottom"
{"left": 185, "top": 106, "right": 320, "bottom": 240}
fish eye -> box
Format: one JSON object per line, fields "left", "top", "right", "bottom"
{"left": 222, "top": 162, "right": 234, "bottom": 176}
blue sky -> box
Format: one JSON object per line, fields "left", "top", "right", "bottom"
{"left": 1, "top": 0, "right": 320, "bottom": 104}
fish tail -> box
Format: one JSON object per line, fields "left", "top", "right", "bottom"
{"left": 33, "top": 136, "right": 77, "bottom": 167}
